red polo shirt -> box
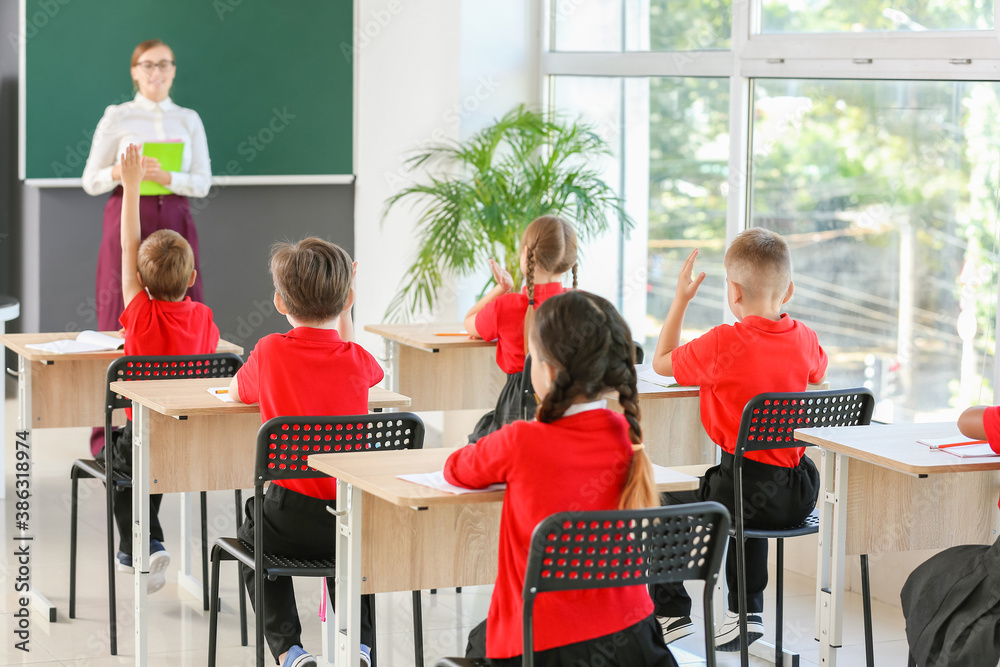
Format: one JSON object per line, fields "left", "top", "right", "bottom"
{"left": 235, "top": 327, "right": 384, "bottom": 499}
{"left": 475, "top": 282, "right": 566, "bottom": 374}
{"left": 672, "top": 314, "right": 828, "bottom": 468}
{"left": 444, "top": 409, "right": 654, "bottom": 658}
{"left": 120, "top": 290, "right": 220, "bottom": 420}
{"left": 982, "top": 407, "right": 1000, "bottom": 507}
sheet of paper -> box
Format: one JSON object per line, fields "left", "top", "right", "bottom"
{"left": 636, "top": 365, "right": 678, "bottom": 388}
{"left": 941, "top": 443, "right": 999, "bottom": 458}
{"left": 25, "top": 330, "right": 124, "bottom": 354}
{"left": 207, "top": 386, "right": 236, "bottom": 403}
{"left": 917, "top": 435, "right": 985, "bottom": 448}
{"left": 651, "top": 464, "right": 698, "bottom": 486}
{"left": 398, "top": 470, "right": 506, "bottom": 495}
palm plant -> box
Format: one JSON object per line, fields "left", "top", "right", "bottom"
{"left": 383, "top": 105, "right": 632, "bottom": 321}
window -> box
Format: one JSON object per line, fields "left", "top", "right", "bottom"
{"left": 553, "top": 0, "right": 731, "bottom": 51}
{"left": 760, "top": 1, "right": 995, "bottom": 34}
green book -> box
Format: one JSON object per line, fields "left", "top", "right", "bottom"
{"left": 139, "top": 142, "right": 184, "bottom": 196}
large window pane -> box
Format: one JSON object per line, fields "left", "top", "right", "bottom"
{"left": 751, "top": 79, "right": 1000, "bottom": 422}
{"left": 761, "top": 1, "right": 994, "bottom": 33}
{"left": 553, "top": 0, "right": 731, "bottom": 51}
{"left": 550, "top": 76, "right": 730, "bottom": 353}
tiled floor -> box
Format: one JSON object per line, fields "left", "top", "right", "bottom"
{"left": 0, "top": 391, "right": 914, "bottom": 666}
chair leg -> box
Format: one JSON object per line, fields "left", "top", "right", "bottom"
{"left": 69, "top": 472, "right": 79, "bottom": 619}
{"left": 775, "top": 538, "right": 784, "bottom": 667}
{"left": 861, "top": 554, "right": 875, "bottom": 667}
{"left": 201, "top": 491, "right": 210, "bottom": 611}
{"left": 208, "top": 546, "right": 223, "bottom": 667}
{"left": 412, "top": 590, "right": 424, "bottom": 667}
{"left": 106, "top": 482, "right": 118, "bottom": 656}
{"left": 736, "top": 534, "right": 749, "bottom": 667}
{"left": 235, "top": 490, "right": 248, "bottom": 646}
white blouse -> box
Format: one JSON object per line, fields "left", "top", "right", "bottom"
{"left": 82, "top": 93, "right": 211, "bottom": 198}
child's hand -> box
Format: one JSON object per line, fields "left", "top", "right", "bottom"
{"left": 120, "top": 144, "right": 146, "bottom": 190}
{"left": 676, "top": 248, "right": 706, "bottom": 303}
{"left": 490, "top": 259, "right": 514, "bottom": 292}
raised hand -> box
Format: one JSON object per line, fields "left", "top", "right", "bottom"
{"left": 490, "top": 258, "right": 514, "bottom": 292}
{"left": 675, "top": 248, "right": 706, "bottom": 303}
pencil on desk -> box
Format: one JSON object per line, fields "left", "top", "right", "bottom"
{"left": 934, "top": 440, "right": 987, "bottom": 449}
{"left": 213, "top": 389, "right": 229, "bottom": 395}
{"left": 434, "top": 332, "right": 469, "bottom": 336}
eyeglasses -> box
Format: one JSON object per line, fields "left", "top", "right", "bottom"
{"left": 135, "top": 60, "right": 175, "bottom": 73}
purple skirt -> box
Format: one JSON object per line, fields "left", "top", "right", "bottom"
{"left": 95, "top": 187, "right": 203, "bottom": 331}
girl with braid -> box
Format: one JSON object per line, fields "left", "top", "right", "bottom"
{"left": 446, "top": 290, "right": 678, "bottom": 666}
{"left": 465, "top": 215, "right": 579, "bottom": 442}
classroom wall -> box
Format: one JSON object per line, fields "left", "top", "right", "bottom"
{"left": 353, "top": 0, "right": 541, "bottom": 352}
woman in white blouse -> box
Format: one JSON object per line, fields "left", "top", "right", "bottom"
{"left": 82, "top": 38, "right": 211, "bottom": 455}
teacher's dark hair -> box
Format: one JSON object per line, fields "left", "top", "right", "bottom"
{"left": 131, "top": 39, "right": 173, "bottom": 90}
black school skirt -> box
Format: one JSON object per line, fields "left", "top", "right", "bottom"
{"left": 468, "top": 371, "right": 536, "bottom": 443}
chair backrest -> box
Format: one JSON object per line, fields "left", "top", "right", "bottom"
{"left": 734, "top": 388, "right": 875, "bottom": 459}
{"left": 633, "top": 341, "right": 644, "bottom": 364}
{"left": 255, "top": 413, "right": 425, "bottom": 486}
{"left": 521, "top": 502, "right": 730, "bottom": 667}
{"left": 105, "top": 353, "right": 244, "bottom": 414}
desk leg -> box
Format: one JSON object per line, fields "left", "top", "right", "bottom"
{"left": 133, "top": 403, "right": 151, "bottom": 667}
{"left": 177, "top": 492, "right": 203, "bottom": 603}
{"left": 817, "top": 450, "right": 848, "bottom": 666}
{"left": 334, "top": 481, "right": 362, "bottom": 667}
{"left": 15, "top": 355, "right": 57, "bottom": 622}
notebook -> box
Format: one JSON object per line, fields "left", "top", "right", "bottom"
{"left": 917, "top": 435, "right": 988, "bottom": 449}
{"left": 140, "top": 141, "right": 184, "bottom": 196}
{"left": 940, "top": 443, "right": 999, "bottom": 458}
{"left": 25, "top": 330, "right": 124, "bottom": 354}
{"left": 398, "top": 470, "right": 505, "bottom": 495}
{"left": 636, "top": 365, "right": 679, "bottom": 389}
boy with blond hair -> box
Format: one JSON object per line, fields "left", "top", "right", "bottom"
{"left": 650, "top": 228, "right": 827, "bottom": 651}
{"left": 228, "top": 238, "right": 381, "bottom": 667}
{"left": 108, "top": 145, "right": 220, "bottom": 593}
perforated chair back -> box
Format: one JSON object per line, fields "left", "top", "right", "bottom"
{"left": 105, "top": 353, "right": 244, "bottom": 426}
{"left": 522, "top": 502, "right": 730, "bottom": 667}
{"left": 255, "top": 413, "right": 425, "bottom": 484}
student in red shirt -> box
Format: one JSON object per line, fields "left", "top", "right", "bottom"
{"left": 959, "top": 406, "right": 1000, "bottom": 508}
{"left": 446, "top": 290, "right": 677, "bottom": 666}
{"left": 106, "top": 145, "right": 220, "bottom": 593}
{"left": 650, "top": 229, "right": 828, "bottom": 651}
{"left": 227, "top": 238, "right": 382, "bottom": 667}
{"left": 464, "top": 215, "right": 578, "bottom": 442}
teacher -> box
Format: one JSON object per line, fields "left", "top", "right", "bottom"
{"left": 82, "top": 38, "right": 211, "bottom": 456}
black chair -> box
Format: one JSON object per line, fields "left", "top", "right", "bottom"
{"left": 69, "top": 353, "right": 244, "bottom": 656}
{"left": 208, "top": 413, "right": 428, "bottom": 667}
{"left": 435, "top": 502, "right": 731, "bottom": 667}
{"left": 732, "top": 389, "right": 875, "bottom": 667}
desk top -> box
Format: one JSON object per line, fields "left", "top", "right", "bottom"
{"left": 364, "top": 322, "right": 496, "bottom": 351}
{"left": 109, "top": 378, "right": 411, "bottom": 417}
{"left": 795, "top": 421, "right": 1000, "bottom": 475}
{"left": 309, "top": 447, "right": 699, "bottom": 507}
{"left": 0, "top": 331, "right": 244, "bottom": 361}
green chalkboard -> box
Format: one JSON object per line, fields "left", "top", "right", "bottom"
{"left": 24, "top": 0, "right": 353, "bottom": 180}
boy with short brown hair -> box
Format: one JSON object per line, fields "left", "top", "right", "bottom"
{"left": 228, "top": 237, "right": 382, "bottom": 667}
{"left": 109, "top": 144, "right": 220, "bottom": 593}
{"left": 650, "top": 228, "right": 828, "bottom": 651}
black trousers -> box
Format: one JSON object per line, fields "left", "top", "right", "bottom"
{"left": 466, "top": 614, "right": 678, "bottom": 666}
{"left": 237, "top": 484, "right": 377, "bottom": 665}
{"left": 104, "top": 421, "right": 165, "bottom": 555}
{"left": 650, "top": 451, "right": 819, "bottom": 616}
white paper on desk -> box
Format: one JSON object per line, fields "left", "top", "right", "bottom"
{"left": 651, "top": 464, "right": 698, "bottom": 485}
{"left": 941, "top": 443, "right": 999, "bottom": 458}
{"left": 25, "top": 330, "right": 124, "bottom": 354}
{"left": 636, "top": 365, "right": 678, "bottom": 389}
{"left": 398, "top": 470, "right": 506, "bottom": 495}
{"left": 207, "top": 386, "right": 236, "bottom": 403}
{"left": 917, "top": 435, "right": 983, "bottom": 448}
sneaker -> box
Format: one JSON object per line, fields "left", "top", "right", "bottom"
{"left": 147, "top": 539, "right": 170, "bottom": 594}
{"left": 360, "top": 643, "right": 372, "bottom": 667}
{"left": 116, "top": 551, "right": 133, "bottom": 574}
{"left": 714, "top": 609, "right": 764, "bottom": 651}
{"left": 282, "top": 645, "right": 317, "bottom": 667}
{"left": 657, "top": 615, "right": 694, "bottom": 644}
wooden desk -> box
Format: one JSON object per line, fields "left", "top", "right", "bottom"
{"left": 0, "top": 332, "right": 243, "bottom": 623}
{"left": 309, "top": 447, "right": 700, "bottom": 667}
{"left": 117, "top": 378, "right": 411, "bottom": 667}
{"left": 794, "top": 422, "right": 1000, "bottom": 667}
{"left": 365, "top": 322, "right": 507, "bottom": 411}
